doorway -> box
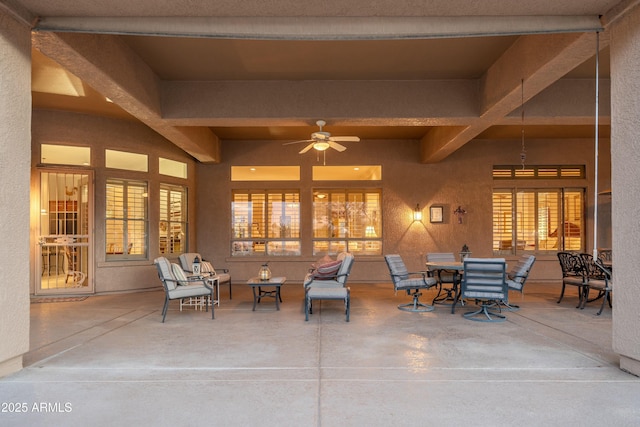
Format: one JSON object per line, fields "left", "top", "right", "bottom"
{"left": 36, "top": 169, "right": 93, "bottom": 295}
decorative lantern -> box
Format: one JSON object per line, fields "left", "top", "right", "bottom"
{"left": 259, "top": 263, "right": 272, "bottom": 281}
{"left": 192, "top": 255, "right": 201, "bottom": 275}
{"left": 459, "top": 244, "right": 471, "bottom": 261}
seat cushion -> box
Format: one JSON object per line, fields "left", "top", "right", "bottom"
{"left": 155, "top": 257, "right": 177, "bottom": 290}
{"left": 506, "top": 278, "right": 523, "bottom": 291}
{"left": 168, "top": 283, "right": 211, "bottom": 299}
{"left": 212, "top": 273, "right": 231, "bottom": 284}
{"left": 563, "top": 277, "right": 585, "bottom": 286}
{"left": 395, "top": 277, "right": 436, "bottom": 290}
{"left": 307, "top": 287, "right": 349, "bottom": 300}
{"left": 587, "top": 278, "right": 610, "bottom": 290}
{"left": 201, "top": 261, "right": 216, "bottom": 275}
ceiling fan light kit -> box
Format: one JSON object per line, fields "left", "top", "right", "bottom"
{"left": 283, "top": 120, "right": 360, "bottom": 160}
{"left": 313, "top": 142, "right": 330, "bottom": 151}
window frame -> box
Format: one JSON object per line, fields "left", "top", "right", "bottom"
{"left": 105, "top": 179, "right": 149, "bottom": 260}
{"left": 492, "top": 187, "right": 585, "bottom": 255}
{"left": 312, "top": 188, "right": 382, "bottom": 256}
{"left": 231, "top": 189, "right": 301, "bottom": 257}
{"left": 159, "top": 183, "right": 188, "bottom": 256}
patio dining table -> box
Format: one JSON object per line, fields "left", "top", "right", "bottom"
{"left": 425, "top": 261, "right": 464, "bottom": 314}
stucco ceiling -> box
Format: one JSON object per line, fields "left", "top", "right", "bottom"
{"left": 10, "top": 0, "right": 630, "bottom": 163}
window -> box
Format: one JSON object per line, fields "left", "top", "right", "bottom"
{"left": 493, "top": 165, "right": 585, "bottom": 179}
{"left": 312, "top": 165, "right": 382, "bottom": 181}
{"left": 492, "top": 188, "right": 584, "bottom": 254}
{"left": 105, "top": 149, "right": 148, "bottom": 172}
{"left": 312, "top": 189, "right": 382, "bottom": 256}
{"left": 106, "top": 179, "right": 148, "bottom": 259}
{"left": 159, "top": 157, "right": 187, "bottom": 179}
{"left": 231, "top": 166, "right": 300, "bottom": 181}
{"left": 159, "top": 184, "right": 187, "bottom": 255}
{"left": 41, "top": 144, "right": 91, "bottom": 166}
{"left": 231, "top": 190, "right": 300, "bottom": 256}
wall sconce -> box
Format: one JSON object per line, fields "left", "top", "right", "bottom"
{"left": 413, "top": 204, "right": 423, "bottom": 222}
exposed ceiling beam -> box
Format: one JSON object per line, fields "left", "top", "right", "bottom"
{"left": 420, "top": 31, "right": 610, "bottom": 163}
{"left": 31, "top": 31, "right": 221, "bottom": 163}
{"left": 0, "top": 0, "right": 36, "bottom": 27}
{"left": 158, "top": 78, "right": 608, "bottom": 128}
{"left": 34, "top": 16, "right": 603, "bottom": 40}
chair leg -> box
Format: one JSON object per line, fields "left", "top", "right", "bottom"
{"left": 345, "top": 290, "right": 350, "bottom": 322}
{"left": 463, "top": 301, "right": 506, "bottom": 322}
{"left": 398, "top": 289, "right": 434, "bottom": 312}
{"left": 305, "top": 295, "right": 310, "bottom": 321}
{"left": 228, "top": 280, "right": 232, "bottom": 300}
{"left": 596, "top": 290, "right": 610, "bottom": 316}
{"left": 162, "top": 297, "right": 169, "bottom": 323}
{"left": 499, "top": 300, "right": 520, "bottom": 311}
{"left": 557, "top": 283, "right": 566, "bottom": 304}
{"left": 578, "top": 286, "right": 589, "bottom": 309}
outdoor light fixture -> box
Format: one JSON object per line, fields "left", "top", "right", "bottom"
{"left": 313, "top": 141, "right": 330, "bottom": 151}
{"left": 413, "top": 204, "right": 423, "bottom": 222}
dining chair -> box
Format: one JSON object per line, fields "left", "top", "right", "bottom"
{"left": 580, "top": 253, "right": 613, "bottom": 315}
{"left": 556, "top": 252, "right": 589, "bottom": 309}
{"left": 458, "top": 258, "right": 508, "bottom": 322}
{"left": 385, "top": 254, "right": 437, "bottom": 312}
{"left": 502, "top": 254, "right": 536, "bottom": 311}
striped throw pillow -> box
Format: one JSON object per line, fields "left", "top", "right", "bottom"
{"left": 171, "top": 263, "right": 190, "bottom": 286}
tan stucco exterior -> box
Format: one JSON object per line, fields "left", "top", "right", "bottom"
{"left": 0, "top": 1, "right": 637, "bottom": 379}
{"left": 0, "top": 12, "right": 31, "bottom": 377}
{"left": 610, "top": 4, "right": 640, "bottom": 376}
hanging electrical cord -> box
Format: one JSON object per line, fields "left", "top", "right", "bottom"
{"left": 520, "top": 78, "right": 527, "bottom": 170}
{"left": 593, "top": 31, "right": 600, "bottom": 258}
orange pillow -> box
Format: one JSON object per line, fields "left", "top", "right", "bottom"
{"left": 312, "top": 255, "right": 334, "bottom": 269}
{"left": 314, "top": 259, "right": 343, "bottom": 279}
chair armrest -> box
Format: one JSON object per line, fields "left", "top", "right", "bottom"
{"left": 407, "top": 271, "right": 430, "bottom": 278}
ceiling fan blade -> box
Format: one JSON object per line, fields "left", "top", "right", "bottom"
{"left": 330, "top": 136, "right": 360, "bottom": 142}
{"left": 283, "top": 139, "right": 313, "bottom": 146}
{"left": 328, "top": 141, "right": 347, "bottom": 152}
{"left": 299, "top": 143, "right": 315, "bottom": 154}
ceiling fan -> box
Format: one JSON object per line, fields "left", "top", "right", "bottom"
{"left": 284, "top": 120, "right": 360, "bottom": 154}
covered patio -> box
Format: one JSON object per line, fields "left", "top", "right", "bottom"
{"left": 2, "top": 282, "right": 638, "bottom": 425}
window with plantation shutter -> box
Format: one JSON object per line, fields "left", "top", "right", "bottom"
{"left": 231, "top": 190, "right": 300, "bottom": 256}
{"left": 493, "top": 188, "right": 584, "bottom": 254}
{"left": 106, "top": 179, "right": 148, "bottom": 259}
{"left": 159, "top": 184, "right": 187, "bottom": 255}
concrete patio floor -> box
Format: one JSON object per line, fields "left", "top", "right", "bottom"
{"left": 1, "top": 281, "right": 639, "bottom": 426}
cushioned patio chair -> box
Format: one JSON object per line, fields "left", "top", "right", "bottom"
{"left": 385, "top": 254, "right": 437, "bottom": 312}
{"left": 501, "top": 254, "right": 536, "bottom": 311}
{"left": 557, "top": 252, "right": 589, "bottom": 308}
{"left": 304, "top": 252, "right": 354, "bottom": 321}
{"left": 458, "top": 258, "right": 508, "bottom": 322}
{"left": 426, "top": 252, "right": 458, "bottom": 304}
{"left": 180, "top": 252, "right": 232, "bottom": 299}
{"left": 580, "top": 253, "right": 613, "bottom": 315}
{"left": 155, "top": 257, "right": 215, "bottom": 322}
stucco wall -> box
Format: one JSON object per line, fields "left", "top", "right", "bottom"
{"left": 196, "top": 135, "right": 608, "bottom": 285}
{"left": 611, "top": 4, "right": 640, "bottom": 376}
{"left": 0, "top": 11, "right": 31, "bottom": 377}
{"left": 31, "top": 110, "right": 198, "bottom": 294}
